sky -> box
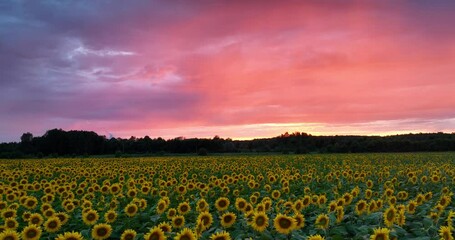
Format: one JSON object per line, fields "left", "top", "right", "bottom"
{"left": 1, "top": 1, "right": 455, "bottom": 142}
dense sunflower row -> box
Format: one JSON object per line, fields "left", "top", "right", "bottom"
{"left": 0, "top": 152, "right": 454, "bottom": 239}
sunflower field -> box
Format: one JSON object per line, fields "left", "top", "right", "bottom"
{"left": 0, "top": 152, "right": 454, "bottom": 240}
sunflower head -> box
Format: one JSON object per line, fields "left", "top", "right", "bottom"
{"left": 355, "top": 200, "right": 367, "bottom": 215}
{"left": 315, "top": 213, "right": 330, "bottom": 230}
{"left": 178, "top": 202, "right": 191, "bottom": 215}
{"left": 120, "top": 229, "right": 136, "bottom": 240}
{"left": 144, "top": 226, "right": 165, "bottom": 240}
{"left": 172, "top": 215, "right": 185, "bottom": 229}
{"left": 210, "top": 231, "right": 232, "bottom": 240}
{"left": 273, "top": 213, "right": 296, "bottom": 235}
{"left": 21, "top": 225, "right": 42, "bottom": 240}
{"left": 439, "top": 226, "right": 453, "bottom": 240}
{"left": 0, "top": 229, "right": 20, "bottom": 240}
{"left": 158, "top": 222, "right": 172, "bottom": 233}
{"left": 251, "top": 211, "right": 269, "bottom": 232}
{"left": 124, "top": 203, "right": 138, "bottom": 217}
{"left": 197, "top": 212, "right": 213, "bottom": 230}
{"left": 4, "top": 217, "right": 18, "bottom": 230}
{"left": 55, "top": 212, "right": 70, "bottom": 225}
{"left": 156, "top": 199, "right": 168, "bottom": 214}
{"left": 175, "top": 228, "right": 196, "bottom": 240}
{"left": 104, "top": 210, "right": 117, "bottom": 223}
{"left": 383, "top": 206, "right": 396, "bottom": 228}
{"left": 44, "top": 216, "right": 62, "bottom": 233}
{"left": 293, "top": 213, "right": 305, "bottom": 229}
{"left": 215, "top": 197, "right": 230, "bottom": 212}
{"left": 91, "top": 223, "right": 112, "bottom": 240}
{"left": 307, "top": 234, "right": 325, "bottom": 240}
{"left": 370, "top": 227, "right": 390, "bottom": 240}
{"left": 220, "top": 212, "right": 236, "bottom": 228}
{"left": 196, "top": 199, "right": 208, "bottom": 212}
{"left": 82, "top": 209, "right": 99, "bottom": 226}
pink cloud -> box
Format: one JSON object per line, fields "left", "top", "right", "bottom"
{"left": 1, "top": 1, "right": 455, "bottom": 141}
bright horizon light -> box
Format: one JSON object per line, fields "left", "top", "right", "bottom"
{"left": 1, "top": 1, "right": 455, "bottom": 142}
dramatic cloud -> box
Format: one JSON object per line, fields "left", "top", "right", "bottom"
{"left": 1, "top": 1, "right": 455, "bottom": 141}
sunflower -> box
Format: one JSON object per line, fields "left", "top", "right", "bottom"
{"left": 383, "top": 206, "right": 396, "bottom": 228}
{"left": 307, "top": 234, "right": 325, "bottom": 240}
{"left": 336, "top": 206, "right": 344, "bottom": 223}
{"left": 156, "top": 199, "right": 168, "bottom": 214}
{"left": 244, "top": 211, "right": 255, "bottom": 225}
{"left": 370, "top": 227, "right": 390, "bottom": 240}
{"left": 55, "top": 212, "right": 70, "bottom": 225}
{"left": 174, "top": 184, "right": 185, "bottom": 195}
{"left": 24, "top": 198, "right": 38, "bottom": 210}
{"left": 55, "top": 232, "right": 84, "bottom": 240}
{"left": 215, "top": 197, "right": 230, "bottom": 212}
{"left": 157, "top": 222, "right": 172, "bottom": 233}
{"left": 82, "top": 209, "right": 99, "bottom": 225}
{"left": 4, "top": 218, "right": 18, "bottom": 230}
{"left": 175, "top": 228, "right": 196, "bottom": 240}
{"left": 273, "top": 213, "right": 296, "bottom": 234}
{"left": 424, "top": 192, "right": 433, "bottom": 201}
{"left": 124, "top": 203, "right": 138, "bottom": 217}
{"left": 263, "top": 200, "right": 272, "bottom": 212}
{"left": 255, "top": 203, "right": 265, "bottom": 212}
{"left": 43, "top": 208, "right": 55, "bottom": 218}
{"left": 293, "top": 213, "right": 305, "bottom": 229}
{"left": 244, "top": 204, "right": 253, "bottom": 213}
{"left": 44, "top": 216, "right": 62, "bottom": 233}
{"left": 210, "top": 231, "right": 232, "bottom": 240}
{"left": 144, "top": 226, "right": 165, "bottom": 240}
{"left": 407, "top": 200, "right": 417, "bottom": 214}
{"left": 396, "top": 209, "right": 406, "bottom": 227}
{"left": 251, "top": 211, "right": 269, "bottom": 232}
{"left": 302, "top": 196, "right": 311, "bottom": 208}
{"left": 271, "top": 190, "right": 281, "bottom": 200}
{"left": 318, "top": 195, "right": 327, "bottom": 206}
{"left": 315, "top": 213, "right": 330, "bottom": 230}
{"left": 388, "top": 196, "right": 397, "bottom": 206}
{"left": 342, "top": 193, "right": 353, "bottom": 205}
{"left": 328, "top": 201, "right": 337, "bottom": 212}
{"left": 365, "top": 189, "right": 373, "bottom": 199}
{"left": 220, "top": 212, "right": 236, "bottom": 228}
{"left": 120, "top": 229, "right": 136, "bottom": 240}
{"left": 127, "top": 189, "right": 137, "bottom": 198}
{"left": 197, "top": 211, "right": 213, "bottom": 230}
{"left": 91, "top": 223, "right": 112, "bottom": 240}
{"left": 28, "top": 213, "right": 44, "bottom": 226}
{"left": 439, "top": 226, "right": 453, "bottom": 240}
{"left": 0, "top": 229, "right": 20, "bottom": 240}
{"left": 376, "top": 200, "right": 383, "bottom": 210}
{"left": 355, "top": 200, "right": 367, "bottom": 215}
{"left": 440, "top": 196, "right": 451, "bottom": 208}
{"left": 196, "top": 199, "right": 209, "bottom": 212}
{"left": 22, "top": 211, "right": 32, "bottom": 222}
{"left": 104, "top": 210, "right": 117, "bottom": 223}
{"left": 63, "top": 203, "right": 75, "bottom": 213}
{"left": 172, "top": 215, "right": 185, "bottom": 229}
{"left": 21, "top": 225, "right": 42, "bottom": 240}
{"left": 110, "top": 183, "right": 121, "bottom": 195}
{"left": 178, "top": 202, "right": 191, "bottom": 215}
{"left": 1, "top": 209, "right": 16, "bottom": 219}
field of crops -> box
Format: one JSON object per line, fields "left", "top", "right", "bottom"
{"left": 0, "top": 153, "right": 454, "bottom": 240}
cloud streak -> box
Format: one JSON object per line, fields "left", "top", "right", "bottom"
{"left": 1, "top": 1, "right": 455, "bottom": 141}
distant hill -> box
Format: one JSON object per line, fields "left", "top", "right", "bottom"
{"left": 1, "top": 129, "right": 455, "bottom": 158}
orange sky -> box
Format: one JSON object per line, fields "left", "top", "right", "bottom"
{"left": 1, "top": 1, "right": 455, "bottom": 141}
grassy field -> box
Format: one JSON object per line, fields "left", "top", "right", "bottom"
{"left": 0, "top": 153, "right": 454, "bottom": 240}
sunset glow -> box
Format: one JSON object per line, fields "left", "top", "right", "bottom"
{"left": 1, "top": 1, "right": 455, "bottom": 141}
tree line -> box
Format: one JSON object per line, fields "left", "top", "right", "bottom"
{"left": 1, "top": 129, "right": 455, "bottom": 158}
